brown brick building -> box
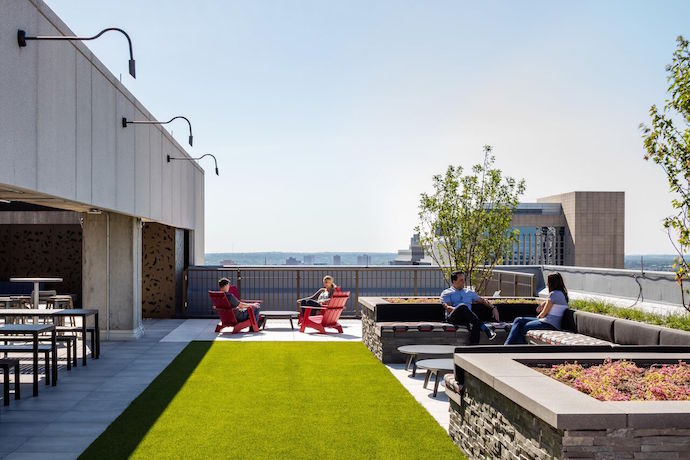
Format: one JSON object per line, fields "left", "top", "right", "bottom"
{"left": 508, "top": 191, "right": 624, "bottom": 269}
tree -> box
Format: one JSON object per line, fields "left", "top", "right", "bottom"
{"left": 416, "top": 146, "right": 526, "bottom": 292}
{"left": 640, "top": 36, "right": 690, "bottom": 311}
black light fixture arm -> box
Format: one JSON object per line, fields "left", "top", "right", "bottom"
{"left": 18, "top": 28, "right": 136, "bottom": 78}
{"left": 167, "top": 153, "right": 219, "bottom": 176}
{"left": 122, "top": 116, "right": 193, "bottom": 146}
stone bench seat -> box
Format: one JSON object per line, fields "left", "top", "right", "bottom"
{"left": 377, "top": 321, "right": 459, "bottom": 336}
{"left": 377, "top": 321, "right": 510, "bottom": 336}
{"left": 526, "top": 329, "right": 612, "bottom": 346}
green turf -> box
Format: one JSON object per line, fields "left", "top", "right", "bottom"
{"left": 80, "top": 342, "right": 464, "bottom": 459}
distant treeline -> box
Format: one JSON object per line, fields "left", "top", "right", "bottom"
{"left": 205, "top": 252, "right": 398, "bottom": 266}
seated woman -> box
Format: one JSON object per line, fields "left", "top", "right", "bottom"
{"left": 504, "top": 272, "right": 569, "bottom": 345}
{"left": 298, "top": 275, "right": 337, "bottom": 318}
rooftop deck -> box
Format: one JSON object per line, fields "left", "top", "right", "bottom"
{"left": 0, "top": 318, "right": 451, "bottom": 459}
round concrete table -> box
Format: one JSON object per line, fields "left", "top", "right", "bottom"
{"left": 9, "top": 277, "right": 63, "bottom": 309}
{"left": 260, "top": 311, "right": 299, "bottom": 330}
{"left": 397, "top": 345, "right": 456, "bottom": 377}
{"left": 416, "top": 358, "right": 454, "bottom": 397}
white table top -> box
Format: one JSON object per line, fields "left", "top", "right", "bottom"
{"left": 9, "top": 277, "right": 63, "bottom": 283}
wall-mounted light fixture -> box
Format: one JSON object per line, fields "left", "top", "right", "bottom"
{"left": 18, "top": 28, "right": 136, "bottom": 78}
{"left": 122, "top": 116, "right": 193, "bottom": 146}
{"left": 167, "top": 154, "right": 219, "bottom": 176}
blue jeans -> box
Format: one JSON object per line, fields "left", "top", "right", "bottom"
{"left": 504, "top": 317, "right": 555, "bottom": 345}
{"left": 234, "top": 306, "right": 261, "bottom": 325}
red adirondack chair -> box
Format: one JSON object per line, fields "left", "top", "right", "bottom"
{"left": 208, "top": 291, "right": 259, "bottom": 334}
{"left": 299, "top": 291, "right": 350, "bottom": 334}
{"left": 226, "top": 285, "right": 261, "bottom": 305}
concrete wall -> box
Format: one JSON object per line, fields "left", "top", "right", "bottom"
{"left": 82, "top": 213, "right": 143, "bottom": 339}
{"left": 494, "top": 264, "right": 684, "bottom": 307}
{"left": 542, "top": 264, "right": 682, "bottom": 306}
{"left": 0, "top": 0, "right": 204, "bottom": 264}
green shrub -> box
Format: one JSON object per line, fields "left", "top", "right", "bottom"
{"left": 570, "top": 299, "right": 690, "bottom": 332}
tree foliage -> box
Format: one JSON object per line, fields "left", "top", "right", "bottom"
{"left": 416, "top": 146, "right": 526, "bottom": 291}
{"left": 641, "top": 36, "right": 690, "bottom": 310}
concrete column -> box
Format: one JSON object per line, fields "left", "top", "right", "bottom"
{"left": 82, "top": 212, "right": 143, "bottom": 340}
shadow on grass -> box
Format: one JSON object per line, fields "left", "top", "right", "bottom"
{"left": 79, "top": 341, "right": 212, "bottom": 460}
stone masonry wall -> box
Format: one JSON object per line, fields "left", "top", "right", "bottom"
{"left": 361, "top": 303, "right": 509, "bottom": 363}
{"left": 449, "top": 373, "right": 690, "bottom": 459}
{"left": 142, "top": 223, "right": 176, "bottom": 318}
{"left": 0, "top": 224, "right": 82, "bottom": 305}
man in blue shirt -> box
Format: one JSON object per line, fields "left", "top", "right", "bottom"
{"left": 440, "top": 271, "right": 499, "bottom": 344}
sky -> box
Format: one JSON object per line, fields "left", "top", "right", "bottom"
{"left": 45, "top": 0, "right": 690, "bottom": 254}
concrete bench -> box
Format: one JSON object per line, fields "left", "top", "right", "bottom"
{"left": 526, "top": 329, "right": 612, "bottom": 346}
{"left": 0, "top": 358, "right": 20, "bottom": 405}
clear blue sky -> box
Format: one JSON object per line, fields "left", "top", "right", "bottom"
{"left": 46, "top": 0, "right": 690, "bottom": 254}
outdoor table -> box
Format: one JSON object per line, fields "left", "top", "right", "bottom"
{"left": 52, "top": 309, "right": 100, "bottom": 364}
{"left": 0, "top": 309, "right": 100, "bottom": 365}
{"left": 0, "top": 323, "right": 56, "bottom": 397}
{"left": 9, "top": 277, "right": 63, "bottom": 309}
{"left": 260, "top": 311, "right": 299, "bottom": 330}
{"left": 397, "top": 345, "right": 457, "bottom": 377}
{"left": 416, "top": 358, "right": 454, "bottom": 397}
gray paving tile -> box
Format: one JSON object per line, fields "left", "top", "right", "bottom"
{"left": 55, "top": 408, "right": 136, "bottom": 423}
{"left": 95, "top": 381, "right": 149, "bottom": 393}
{"left": 40, "top": 421, "right": 110, "bottom": 436}
{"left": 0, "top": 436, "right": 28, "bottom": 454}
{"left": 0, "top": 423, "right": 48, "bottom": 437}
{"left": 71, "top": 398, "right": 131, "bottom": 412}
{"left": 4, "top": 398, "right": 80, "bottom": 412}
{"left": 0, "top": 411, "right": 60, "bottom": 423}
{"left": 9, "top": 435, "right": 93, "bottom": 452}
{"left": 3, "top": 452, "right": 80, "bottom": 460}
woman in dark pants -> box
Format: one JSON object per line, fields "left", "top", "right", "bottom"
{"left": 298, "top": 275, "right": 336, "bottom": 318}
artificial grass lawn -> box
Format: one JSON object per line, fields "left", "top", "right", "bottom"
{"left": 80, "top": 342, "right": 464, "bottom": 459}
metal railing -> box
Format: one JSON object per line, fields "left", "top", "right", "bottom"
{"left": 184, "top": 266, "right": 536, "bottom": 318}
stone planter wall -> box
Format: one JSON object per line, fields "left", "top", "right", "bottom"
{"left": 361, "top": 305, "right": 382, "bottom": 360}
{"left": 449, "top": 372, "right": 690, "bottom": 459}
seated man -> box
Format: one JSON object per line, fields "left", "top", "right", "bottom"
{"left": 441, "top": 271, "right": 498, "bottom": 344}
{"left": 218, "top": 278, "right": 264, "bottom": 328}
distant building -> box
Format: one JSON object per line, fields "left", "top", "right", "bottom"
{"left": 357, "top": 254, "right": 371, "bottom": 265}
{"left": 333, "top": 255, "right": 342, "bottom": 265}
{"left": 285, "top": 257, "right": 301, "bottom": 265}
{"left": 391, "top": 234, "right": 432, "bottom": 265}
{"left": 220, "top": 259, "right": 238, "bottom": 266}
{"left": 392, "top": 191, "right": 625, "bottom": 269}
{"left": 512, "top": 191, "right": 624, "bottom": 269}
{"left": 304, "top": 255, "right": 314, "bottom": 265}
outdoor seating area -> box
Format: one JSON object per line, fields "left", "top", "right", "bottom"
{"left": 4, "top": 0, "right": 690, "bottom": 457}
{"left": 0, "top": 280, "right": 101, "bottom": 407}
{"left": 361, "top": 296, "right": 690, "bottom": 365}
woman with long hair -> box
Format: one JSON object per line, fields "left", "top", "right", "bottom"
{"left": 298, "top": 275, "right": 337, "bottom": 318}
{"left": 504, "top": 272, "right": 570, "bottom": 345}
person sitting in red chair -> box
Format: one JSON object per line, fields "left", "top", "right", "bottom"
{"left": 218, "top": 278, "right": 264, "bottom": 328}
{"left": 297, "top": 275, "right": 337, "bottom": 319}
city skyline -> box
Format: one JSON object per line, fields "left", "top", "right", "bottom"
{"left": 44, "top": 0, "right": 690, "bottom": 254}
